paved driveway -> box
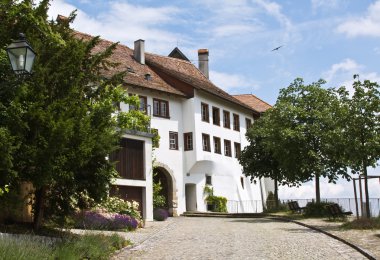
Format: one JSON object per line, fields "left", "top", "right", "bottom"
{"left": 115, "top": 217, "right": 365, "bottom": 259}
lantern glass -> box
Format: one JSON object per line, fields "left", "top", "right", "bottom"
{"left": 6, "top": 35, "right": 36, "bottom": 75}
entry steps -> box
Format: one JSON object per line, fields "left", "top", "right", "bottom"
{"left": 182, "top": 211, "right": 267, "bottom": 218}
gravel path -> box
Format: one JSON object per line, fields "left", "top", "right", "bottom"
{"left": 114, "top": 217, "right": 366, "bottom": 260}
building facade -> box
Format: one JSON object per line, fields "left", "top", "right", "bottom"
{"left": 78, "top": 32, "right": 274, "bottom": 217}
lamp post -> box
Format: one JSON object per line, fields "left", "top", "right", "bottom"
{"left": 6, "top": 33, "right": 36, "bottom": 75}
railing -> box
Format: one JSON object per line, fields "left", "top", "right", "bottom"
{"left": 227, "top": 198, "right": 380, "bottom": 217}
{"left": 227, "top": 200, "right": 263, "bottom": 213}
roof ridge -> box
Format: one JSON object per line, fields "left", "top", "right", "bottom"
{"left": 146, "top": 51, "right": 194, "bottom": 64}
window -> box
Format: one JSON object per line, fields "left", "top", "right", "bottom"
{"left": 184, "top": 132, "right": 193, "bottom": 151}
{"left": 139, "top": 96, "right": 147, "bottom": 113}
{"left": 202, "top": 133, "right": 211, "bottom": 152}
{"left": 213, "top": 136, "right": 221, "bottom": 154}
{"left": 129, "top": 95, "right": 147, "bottom": 113}
{"left": 206, "top": 175, "right": 212, "bottom": 185}
{"left": 201, "top": 103, "right": 209, "bottom": 122}
{"left": 240, "top": 176, "right": 245, "bottom": 189}
{"left": 223, "top": 110, "right": 230, "bottom": 128}
{"left": 234, "top": 142, "right": 241, "bottom": 158}
{"left": 212, "top": 107, "right": 220, "bottom": 126}
{"left": 169, "top": 131, "right": 178, "bottom": 150}
{"left": 246, "top": 118, "right": 252, "bottom": 129}
{"left": 233, "top": 114, "right": 240, "bottom": 131}
{"left": 224, "top": 139, "right": 231, "bottom": 157}
{"left": 153, "top": 98, "right": 169, "bottom": 118}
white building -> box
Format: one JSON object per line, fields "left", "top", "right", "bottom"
{"left": 81, "top": 32, "right": 274, "bottom": 218}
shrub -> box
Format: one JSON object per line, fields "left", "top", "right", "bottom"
{"left": 206, "top": 196, "right": 227, "bottom": 213}
{"left": 341, "top": 217, "right": 380, "bottom": 230}
{"left": 75, "top": 211, "right": 138, "bottom": 230}
{"left": 153, "top": 208, "right": 169, "bottom": 221}
{"left": 95, "top": 197, "right": 141, "bottom": 220}
{"left": 303, "top": 202, "right": 332, "bottom": 218}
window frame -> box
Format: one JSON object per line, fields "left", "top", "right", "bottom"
{"left": 184, "top": 132, "right": 193, "bottom": 151}
{"left": 223, "top": 110, "right": 230, "bottom": 129}
{"left": 201, "top": 103, "right": 209, "bottom": 122}
{"left": 212, "top": 106, "right": 220, "bottom": 126}
{"left": 233, "top": 113, "right": 240, "bottom": 131}
{"left": 213, "top": 136, "right": 221, "bottom": 154}
{"left": 169, "top": 131, "right": 178, "bottom": 150}
{"left": 153, "top": 98, "right": 170, "bottom": 118}
{"left": 245, "top": 118, "right": 252, "bottom": 130}
{"left": 202, "top": 133, "right": 211, "bottom": 152}
{"left": 224, "top": 139, "right": 232, "bottom": 157}
{"left": 234, "top": 142, "right": 241, "bottom": 158}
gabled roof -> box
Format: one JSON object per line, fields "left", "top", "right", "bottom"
{"left": 73, "top": 31, "right": 186, "bottom": 97}
{"left": 232, "top": 94, "right": 272, "bottom": 113}
{"left": 168, "top": 47, "right": 190, "bottom": 61}
{"left": 145, "top": 53, "right": 260, "bottom": 114}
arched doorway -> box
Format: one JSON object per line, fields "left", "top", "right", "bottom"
{"left": 153, "top": 164, "right": 177, "bottom": 216}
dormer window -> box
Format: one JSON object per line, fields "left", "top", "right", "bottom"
{"left": 145, "top": 73, "right": 152, "bottom": 81}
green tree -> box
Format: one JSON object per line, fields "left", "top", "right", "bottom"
{"left": 337, "top": 78, "right": 380, "bottom": 218}
{"left": 0, "top": 0, "right": 149, "bottom": 229}
{"left": 239, "top": 116, "right": 288, "bottom": 208}
{"left": 253, "top": 79, "right": 348, "bottom": 203}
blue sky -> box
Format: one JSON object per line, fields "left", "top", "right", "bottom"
{"left": 47, "top": 0, "right": 380, "bottom": 199}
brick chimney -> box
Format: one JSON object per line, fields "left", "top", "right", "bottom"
{"left": 134, "top": 39, "right": 145, "bottom": 65}
{"left": 198, "top": 49, "right": 209, "bottom": 78}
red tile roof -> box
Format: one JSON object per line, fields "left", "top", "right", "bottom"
{"left": 232, "top": 94, "right": 272, "bottom": 113}
{"left": 145, "top": 53, "right": 259, "bottom": 113}
{"left": 73, "top": 31, "right": 186, "bottom": 97}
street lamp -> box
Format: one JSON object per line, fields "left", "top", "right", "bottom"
{"left": 6, "top": 33, "right": 36, "bottom": 75}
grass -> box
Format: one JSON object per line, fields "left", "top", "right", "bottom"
{"left": 341, "top": 217, "right": 380, "bottom": 230}
{"left": 0, "top": 232, "right": 130, "bottom": 260}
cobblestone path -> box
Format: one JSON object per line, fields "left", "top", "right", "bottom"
{"left": 116, "top": 217, "right": 366, "bottom": 259}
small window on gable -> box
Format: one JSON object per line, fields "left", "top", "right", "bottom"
{"left": 212, "top": 107, "right": 220, "bottom": 126}
{"left": 201, "top": 103, "right": 209, "bottom": 122}
{"left": 206, "top": 175, "right": 212, "bottom": 185}
{"left": 153, "top": 98, "right": 169, "bottom": 118}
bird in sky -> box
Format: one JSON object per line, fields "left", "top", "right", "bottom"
{"left": 271, "top": 45, "right": 283, "bottom": 51}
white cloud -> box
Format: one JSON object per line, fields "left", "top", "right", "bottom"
{"left": 47, "top": 0, "right": 185, "bottom": 53}
{"left": 311, "top": 0, "right": 340, "bottom": 11}
{"left": 212, "top": 24, "right": 261, "bottom": 37}
{"left": 210, "top": 70, "right": 260, "bottom": 93}
{"left": 322, "top": 58, "right": 380, "bottom": 92}
{"left": 337, "top": 1, "right": 380, "bottom": 38}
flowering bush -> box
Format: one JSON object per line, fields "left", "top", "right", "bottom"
{"left": 95, "top": 197, "right": 141, "bottom": 220}
{"left": 75, "top": 211, "right": 138, "bottom": 230}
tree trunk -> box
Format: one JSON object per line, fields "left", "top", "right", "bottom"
{"left": 315, "top": 174, "right": 320, "bottom": 203}
{"left": 363, "top": 163, "right": 370, "bottom": 218}
{"left": 33, "top": 186, "right": 47, "bottom": 231}
{"left": 274, "top": 178, "right": 279, "bottom": 209}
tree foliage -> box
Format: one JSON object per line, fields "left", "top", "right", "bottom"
{"left": 241, "top": 78, "right": 349, "bottom": 203}
{"left": 0, "top": 0, "right": 150, "bottom": 228}
{"left": 337, "top": 78, "right": 380, "bottom": 217}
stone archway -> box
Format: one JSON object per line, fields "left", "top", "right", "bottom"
{"left": 153, "top": 162, "right": 178, "bottom": 216}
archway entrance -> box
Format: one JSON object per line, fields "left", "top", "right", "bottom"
{"left": 153, "top": 166, "right": 176, "bottom": 216}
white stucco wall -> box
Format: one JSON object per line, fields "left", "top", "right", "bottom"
{"left": 122, "top": 87, "right": 272, "bottom": 215}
